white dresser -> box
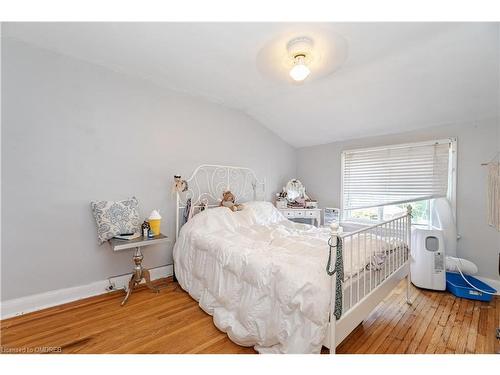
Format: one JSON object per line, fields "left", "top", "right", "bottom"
{"left": 278, "top": 208, "right": 322, "bottom": 227}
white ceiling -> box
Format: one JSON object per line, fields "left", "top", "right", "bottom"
{"left": 3, "top": 22, "right": 499, "bottom": 147}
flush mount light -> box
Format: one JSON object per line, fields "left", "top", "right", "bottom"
{"left": 287, "top": 37, "right": 314, "bottom": 82}
{"left": 256, "top": 30, "right": 348, "bottom": 84}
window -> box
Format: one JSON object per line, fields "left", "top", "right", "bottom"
{"left": 342, "top": 139, "right": 456, "bottom": 225}
{"left": 348, "top": 199, "right": 431, "bottom": 225}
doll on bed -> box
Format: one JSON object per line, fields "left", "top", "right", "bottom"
{"left": 219, "top": 191, "right": 244, "bottom": 212}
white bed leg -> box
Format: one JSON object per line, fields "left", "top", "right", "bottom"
{"left": 329, "top": 297, "right": 337, "bottom": 354}
{"left": 405, "top": 207, "right": 412, "bottom": 306}
{"left": 329, "top": 269, "right": 337, "bottom": 354}
{"left": 406, "top": 277, "right": 412, "bottom": 305}
{"left": 406, "top": 260, "right": 412, "bottom": 305}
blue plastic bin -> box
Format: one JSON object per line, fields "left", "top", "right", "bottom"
{"left": 445, "top": 272, "right": 496, "bottom": 302}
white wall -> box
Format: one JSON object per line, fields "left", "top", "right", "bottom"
{"left": 297, "top": 119, "right": 500, "bottom": 281}
{"left": 2, "top": 32, "right": 499, "bottom": 304}
{"left": 1, "top": 38, "right": 296, "bottom": 301}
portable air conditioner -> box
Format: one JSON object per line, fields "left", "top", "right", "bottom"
{"left": 410, "top": 227, "right": 446, "bottom": 291}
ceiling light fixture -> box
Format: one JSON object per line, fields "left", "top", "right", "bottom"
{"left": 289, "top": 54, "right": 310, "bottom": 81}
{"left": 287, "top": 37, "right": 314, "bottom": 82}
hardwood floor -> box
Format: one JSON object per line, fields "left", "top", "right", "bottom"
{"left": 1, "top": 278, "right": 498, "bottom": 354}
{"left": 337, "top": 280, "right": 499, "bottom": 354}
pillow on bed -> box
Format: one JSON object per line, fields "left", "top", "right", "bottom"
{"left": 243, "top": 201, "right": 285, "bottom": 225}
{"left": 90, "top": 197, "right": 141, "bottom": 243}
{"left": 183, "top": 206, "right": 242, "bottom": 234}
{"left": 180, "top": 201, "right": 285, "bottom": 236}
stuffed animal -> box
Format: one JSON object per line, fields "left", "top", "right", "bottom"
{"left": 219, "top": 191, "right": 244, "bottom": 211}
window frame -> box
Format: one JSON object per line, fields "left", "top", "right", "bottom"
{"left": 340, "top": 138, "right": 457, "bottom": 225}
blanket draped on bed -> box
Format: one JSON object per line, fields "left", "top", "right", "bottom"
{"left": 173, "top": 201, "right": 393, "bottom": 353}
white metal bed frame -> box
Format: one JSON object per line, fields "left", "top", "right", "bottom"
{"left": 174, "top": 164, "right": 412, "bottom": 353}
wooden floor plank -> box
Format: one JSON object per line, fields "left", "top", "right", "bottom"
{"left": 405, "top": 291, "right": 446, "bottom": 353}
{"left": 485, "top": 300, "right": 496, "bottom": 354}
{"left": 447, "top": 299, "right": 472, "bottom": 354}
{"left": 465, "top": 301, "right": 481, "bottom": 354}
{"left": 445, "top": 297, "right": 468, "bottom": 353}
{"left": 396, "top": 290, "right": 438, "bottom": 353}
{"left": 382, "top": 289, "right": 426, "bottom": 353}
{"left": 429, "top": 293, "right": 457, "bottom": 354}
{"left": 474, "top": 304, "right": 490, "bottom": 353}
{"left": 415, "top": 292, "right": 447, "bottom": 353}
{"left": 390, "top": 289, "right": 433, "bottom": 354}
{"left": 1, "top": 278, "right": 497, "bottom": 354}
{"left": 495, "top": 297, "right": 500, "bottom": 354}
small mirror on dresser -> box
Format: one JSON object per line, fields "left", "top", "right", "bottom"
{"left": 276, "top": 179, "right": 321, "bottom": 227}
{"left": 285, "top": 179, "right": 304, "bottom": 202}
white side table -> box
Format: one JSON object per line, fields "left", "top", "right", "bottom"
{"left": 109, "top": 234, "right": 170, "bottom": 306}
{"left": 278, "top": 208, "right": 322, "bottom": 227}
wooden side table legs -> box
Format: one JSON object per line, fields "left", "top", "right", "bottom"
{"left": 121, "top": 246, "right": 160, "bottom": 306}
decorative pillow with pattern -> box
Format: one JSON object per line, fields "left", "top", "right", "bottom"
{"left": 90, "top": 197, "right": 141, "bottom": 243}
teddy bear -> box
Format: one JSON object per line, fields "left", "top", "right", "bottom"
{"left": 219, "top": 191, "right": 244, "bottom": 211}
{"left": 172, "top": 175, "right": 188, "bottom": 193}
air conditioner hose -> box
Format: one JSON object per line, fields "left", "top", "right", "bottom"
{"left": 451, "top": 257, "right": 496, "bottom": 296}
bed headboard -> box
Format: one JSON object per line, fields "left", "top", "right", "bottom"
{"left": 175, "top": 164, "right": 265, "bottom": 238}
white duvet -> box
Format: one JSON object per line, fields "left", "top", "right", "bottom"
{"left": 173, "top": 201, "right": 389, "bottom": 353}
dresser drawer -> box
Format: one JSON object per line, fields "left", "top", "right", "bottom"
{"left": 283, "top": 210, "right": 306, "bottom": 218}
{"left": 279, "top": 208, "right": 320, "bottom": 226}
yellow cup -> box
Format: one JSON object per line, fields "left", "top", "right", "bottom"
{"left": 149, "top": 219, "right": 161, "bottom": 236}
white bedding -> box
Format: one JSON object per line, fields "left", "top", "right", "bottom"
{"left": 173, "top": 201, "right": 392, "bottom": 353}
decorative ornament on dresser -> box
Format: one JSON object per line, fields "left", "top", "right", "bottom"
{"left": 275, "top": 187, "right": 288, "bottom": 209}
{"left": 276, "top": 179, "right": 321, "bottom": 227}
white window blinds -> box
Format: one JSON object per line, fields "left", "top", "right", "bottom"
{"left": 342, "top": 140, "right": 451, "bottom": 211}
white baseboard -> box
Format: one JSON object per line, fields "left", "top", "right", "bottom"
{"left": 0, "top": 265, "right": 173, "bottom": 320}
{"left": 1, "top": 266, "right": 494, "bottom": 321}
{"left": 475, "top": 276, "right": 500, "bottom": 295}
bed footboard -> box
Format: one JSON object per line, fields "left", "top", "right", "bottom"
{"left": 326, "top": 206, "right": 413, "bottom": 353}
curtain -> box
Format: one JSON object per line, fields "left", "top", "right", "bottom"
{"left": 487, "top": 162, "right": 500, "bottom": 231}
